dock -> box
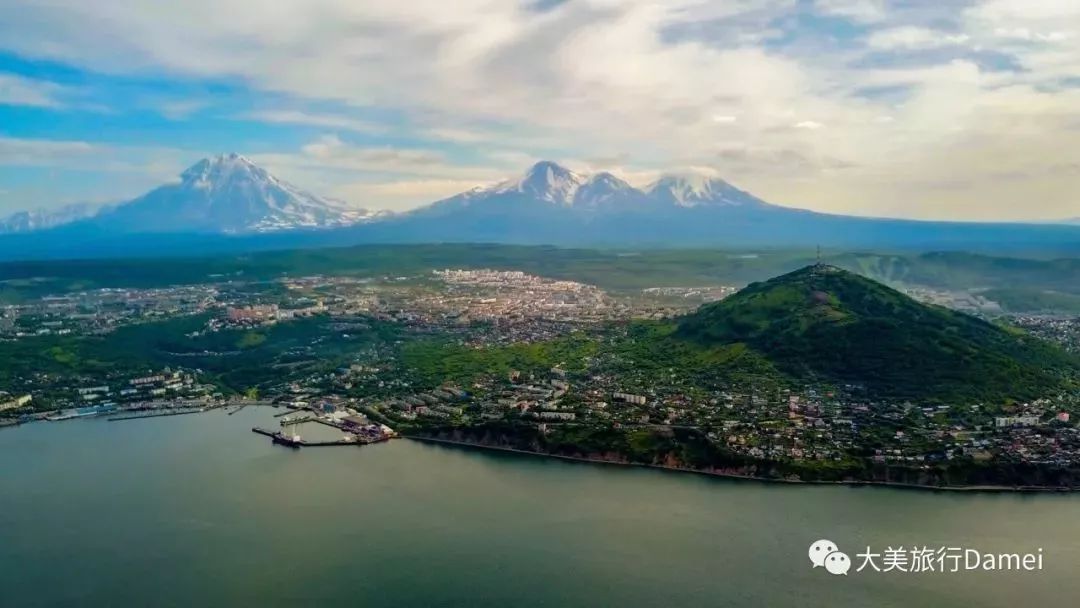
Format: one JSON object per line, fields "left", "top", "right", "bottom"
{"left": 108, "top": 407, "right": 207, "bottom": 421}
{"left": 251, "top": 426, "right": 364, "bottom": 447}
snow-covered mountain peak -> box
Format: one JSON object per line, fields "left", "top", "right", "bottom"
{"left": 492, "top": 160, "right": 588, "bottom": 205}
{"left": 0, "top": 202, "right": 105, "bottom": 234}
{"left": 180, "top": 153, "right": 272, "bottom": 189}
{"left": 584, "top": 172, "right": 631, "bottom": 189}
{"left": 646, "top": 173, "right": 763, "bottom": 208}
{"left": 573, "top": 172, "right": 638, "bottom": 206}
{"left": 88, "top": 154, "right": 378, "bottom": 233}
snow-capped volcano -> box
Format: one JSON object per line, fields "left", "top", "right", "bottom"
{"left": 573, "top": 172, "right": 640, "bottom": 207}
{"left": 645, "top": 174, "right": 767, "bottom": 208}
{"left": 466, "top": 161, "right": 642, "bottom": 208}
{"left": 89, "top": 153, "right": 378, "bottom": 234}
{"left": 487, "top": 161, "right": 588, "bottom": 205}
{"left": 419, "top": 161, "right": 771, "bottom": 219}
{"left": 4, "top": 157, "right": 1077, "bottom": 258}
{"left": 464, "top": 162, "right": 767, "bottom": 210}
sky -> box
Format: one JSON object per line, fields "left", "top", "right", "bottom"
{"left": 0, "top": 0, "right": 1077, "bottom": 221}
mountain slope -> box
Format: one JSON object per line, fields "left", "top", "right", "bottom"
{"left": 85, "top": 154, "right": 377, "bottom": 234}
{"left": 677, "top": 265, "right": 1079, "bottom": 402}
{"left": 0, "top": 202, "right": 104, "bottom": 234}
{"left": 644, "top": 174, "right": 767, "bottom": 208}
{"left": 1, "top": 159, "right": 1079, "bottom": 260}
{"left": 365, "top": 161, "right": 790, "bottom": 244}
{"left": 360, "top": 161, "right": 1080, "bottom": 251}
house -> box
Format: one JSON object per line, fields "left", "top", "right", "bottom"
{"left": 0, "top": 394, "right": 31, "bottom": 412}
{"left": 341, "top": 415, "right": 370, "bottom": 430}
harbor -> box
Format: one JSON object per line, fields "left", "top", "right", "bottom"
{"left": 251, "top": 409, "right": 395, "bottom": 449}
{"left": 2, "top": 391, "right": 398, "bottom": 451}
{"left": 252, "top": 426, "right": 360, "bottom": 447}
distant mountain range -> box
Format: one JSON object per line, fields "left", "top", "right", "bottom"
{"left": 0, "top": 156, "right": 1077, "bottom": 259}
{"left": 0, "top": 154, "right": 380, "bottom": 235}
{"left": 0, "top": 202, "right": 105, "bottom": 234}
{"left": 365, "top": 160, "right": 1079, "bottom": 251}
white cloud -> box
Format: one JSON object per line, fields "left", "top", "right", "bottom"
{"left": 0, "top": 136, "right": 97, "bottom": 164}
{"left": 867, "top": 27, "right": 970, "bottom": 50}
{"left": 290, "top": 134, "right": 448, "bottom": 172}
{"left": 0, "top": 73, "right": 68, "bottom": 108}
{"left": 242, "top": 110, "right": 384, "bottom": 134}
{"left": 0, "top": 0, "right": 1078, "bottom": 220}
{"left": 424, "top": 127, "right": 492, "bottom": 143}
{"left": 157, "top": 99, "right": 208, "bottom": 120}
{"left": 246, "top": 134, "right": 507, "bottom": 207}
{"left": 993, "top": 28, "right": 1072, "bottom": 43}
{"left": 0, "top": 137, "right": 206, "bottom": 213}
{"left": 814, "top": 0, "right": 887, "bottom": 24}
{"left": 335, "top": 178, "right": 492, "bottom": 210}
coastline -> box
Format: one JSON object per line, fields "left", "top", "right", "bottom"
{"left": 404, "top": 435, "right": 1080, "bottom": 494}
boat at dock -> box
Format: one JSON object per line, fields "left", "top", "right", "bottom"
{"left": 272, "top": 432, "right": 303, "bottom": 448}
{"left": 252, "top": 426, "right": 303, "bottom": 447}
{"left": 251, "top": 425, "right": 380, "bottom": 448}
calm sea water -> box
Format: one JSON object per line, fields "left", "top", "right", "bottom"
{"left": 1, "top": 408, "right": 1076, "bottom": 607}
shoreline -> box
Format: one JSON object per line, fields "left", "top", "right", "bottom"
{"left": 404, "top": 435, "right": 1080, "bottom": 494}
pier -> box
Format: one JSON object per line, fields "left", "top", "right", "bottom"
{"left": 251, "top": 426, "right": 368, "bottom": 447}
{"left": 108, "top": 407, "right": 207, "bottom": 421}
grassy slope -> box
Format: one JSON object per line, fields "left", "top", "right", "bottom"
{"left": 678, "top": 265, "right": 1079, "bottom": 403}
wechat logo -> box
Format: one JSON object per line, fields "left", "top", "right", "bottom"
{"left": 809, "top": 539, "right": 851, "bottom": 575}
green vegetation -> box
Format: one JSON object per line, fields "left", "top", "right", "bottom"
{"left": 599, "top": 321, "right": 781, "bottom": 389}
{"left": 0, "top": 244, "right": 1076, "bottom": 303}
{"left": 416, "top": 423, "right": 1080, "bottom": 488}
{"left": 400, "top": 321, "right": 782, "bottom": 392}
{"left": 983, "top": 288, "right": 1080, "bottom": 314}
{"left": 0, "top": 313, "right": 406, "bottom": 403}
{"left": 677, "top": 265, "right": 1080, "bottom": 403}
{"left": 236, "top": 331, "right": 267, "bottom": 349}
{"left": 401, "top": 333, "right": 599, "bottom": 386}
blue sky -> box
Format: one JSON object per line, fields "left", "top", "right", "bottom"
{"left": 0, "top": 0, "right": 1078, "bottom": 221}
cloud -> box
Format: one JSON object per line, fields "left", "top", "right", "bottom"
{"left": 0, "top": 0, "right": 1078, "bottom": 220}
{"left": 0, "top": 136, "right": 98, "bottom": 164}
{"left": 0, "top": 137, "right": 196, "bottom": 180}
{"left": 157, "top": 99, "right": 209, "bottom": 120}
{"left": 0, "top": 73, "right": 68, "bottom": 108}
{"left": 247, "top": 134, "right": 507, "bottom": 208}
{"left": 867, "top": 27, "right": 971, "bottom": 50}
{"left": 814, "top": 0, "right": 887, "bottom": 24}
{"left": 335, "top": 178, "right": 492, "bottom": 210}
{"left": 241, "top": 110, "right": 384, "bottom": 134}
{"left": 993, "top": 28, "right": 1071, "bottom": 43}
{"left": 0, "top": 137, "right": 206, "bottom": 213}
{"left": 423, "top": 127, "right": 492, "bottom": 143}
{"left": 291, "top": 134, "right": 448, "bottom": 171}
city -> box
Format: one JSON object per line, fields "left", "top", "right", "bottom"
{"left": 3, "top": 265, "right": 1077, "bottom": 487}
{"left": 3, "top": 1, "right": 1080, "bottom": 603}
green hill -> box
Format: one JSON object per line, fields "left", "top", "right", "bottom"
{"left": 677, "top": 265, "right": 1079, "bottom": 403}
